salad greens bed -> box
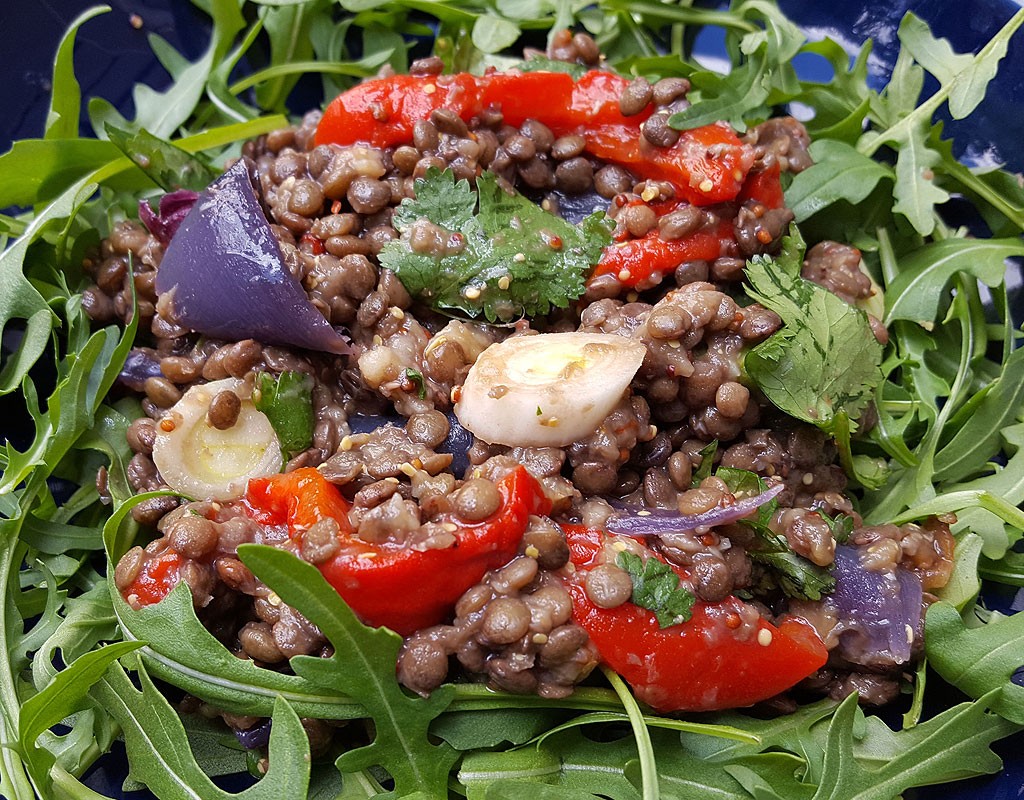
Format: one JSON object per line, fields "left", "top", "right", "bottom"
{"left": 3, "top": 1, "right": 1024, "bottom": 798}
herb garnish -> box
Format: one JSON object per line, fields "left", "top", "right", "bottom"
{"left": 252, "top": 371, "right": 315, "bottom": 458}
{"left": 616, "top": 550, "right": 696, "bottom": 628}
{"left": 715, "top": 467, "right": 836, "bottom": 601}
{"left": 744, "top": 228, "right": 885, "bottom": 435}
{"left": 380, "top": 168, "right": 612, "bottom": 322}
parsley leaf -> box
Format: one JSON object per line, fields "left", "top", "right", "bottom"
{"left": 743, "top": 228, "right": 885, "bottom": 436}
{"left": 253, "top": 371, "right": 315, "bottom": 457}
{"left": 616, "top": 550, "right": 695, "bottom": 628}
{"left": 380, "top": 168, "right": 612, "bottom": 322}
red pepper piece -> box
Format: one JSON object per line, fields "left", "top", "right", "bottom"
{"left": 314, "top": 71, "right": 752, "bottom": 204}
{"left": 738, "top": 162, "right": 785, "bottom": 209}
{"left": 594, "top": 230, "right": 725, "bottom": 289}
{"left": 245, "top": 466, "right": 550, "bottom": 635}
{"left": 123, "top": 550, "right": 183, "bottom": 606}
{"left": 479, "top": 70, "right": 648, "bottom": 132}
{"left": 314, "top": 73, "right": 482, "bottom": 150}
{"left": 246, "top": 466, "right": 354, "bottom": 534}
{"left": 584, "top": 122, "right": 753, "bottom": 205}
{"left": 562, "top": 525, "right": 828, "bottom": 712}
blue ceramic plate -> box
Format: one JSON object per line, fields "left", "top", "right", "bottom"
{"left": 3, "top": 1, "right": 1023, "bottom": 798}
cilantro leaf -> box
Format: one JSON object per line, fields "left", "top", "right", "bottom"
{"left": 380, "top": 168, "right": 612, "bottom": 322}
{"left": 253, "top": 371, "right": 315, "bottom": 457}
{"left": 616, "top": 550, "right": 695, "bottom": 628}
{"left": 690, "top": 439, "right": 718, "bottom": 487}
{"left": 750, "top": 549, "right": 835, "bottom": 602}
{"left": 715, "top": 466, "right": 835, "bottom": 600}
{"left": 743, "top": 229, "right": 885, "bottom": 435}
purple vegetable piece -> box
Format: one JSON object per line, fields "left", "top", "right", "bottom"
{"left": 347, "top": 413, "right": 474, "bottom": 476}
{"left": 154, "top": 159, "right": 351, "bottom": 354}
{"left": 830, "top": 544, "right": 923, "bottom": 667}
{"left": 117, "top": 348, "right": 164, "bottom": 391}
{"left": 138, "top": 189, "right": 199, "bottom": 247}
{"left": 606, "top": 483, "right": 784, "bottom": 536}
{"left": 233, "top": 718, "right": 272, "bottom": 750}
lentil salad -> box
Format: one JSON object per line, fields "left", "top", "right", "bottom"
{"left": 3, "top": 2, "right": 1024, "bottom": 799}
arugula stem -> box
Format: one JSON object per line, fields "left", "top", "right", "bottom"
{"left": 859, "top": 8, "right": 1024, "bottom": 157}
{"left": 606, "top": 0, "right": 759, "bottom": 33}
{"left": 0, "top": 522, "right": 41, "bottom": 800}
{"left": 600, "top": 666, "right": 660, "bottom": 800}
{"left": 890, "top": 489, "right": 1024, "bottom": 529}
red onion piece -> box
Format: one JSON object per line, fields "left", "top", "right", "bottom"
{"left": 138, "top": 189, "right": 199, "bottom": 247}
{"left": 606, "top": 483, "right": 784, "bottom": 535}
{"left": 117, "top": 347, "right": 164, "bottom": 391}
{"left": 154, "top": 159, "right": 351, "bottom": 355}
{"left": 830, "top": 544, "right": 922, "bottom": 667}
{"left": 233, "top": 718, "right": 272, "bottom": 750}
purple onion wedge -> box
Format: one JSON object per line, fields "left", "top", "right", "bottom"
{"left": 830, "top": 544, "right": 923, "bottom": 667}
{"left": 606, "top": 482, "right": 784, "bottom": 536}
{"left": 138, "top": 189, "right": 198, "bottom": 247}
{"left": 154, "top": 159, "right": 351, "bottom": 355}
{"left": 117, "top": 347, "right": 164, "bottom": 391}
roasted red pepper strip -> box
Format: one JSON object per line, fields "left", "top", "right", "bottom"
{"left": 562, "top": 525, "right": 828, "bottom": 712}
{"left": 594, "top": 230, "right": 725, "bottom": 288}
{"left": 314, "top": 73, "right": 482, "bottom": 150}
{"left": 246, "top": 466, "right": 354, "bottom": 533}
{"left": 123, "top": 549, "right": 183, "bottom": 607}
{"left": 314, "top": 71, "right": 752, "bottom": 204}
{"left": 738, "top": 162, "right": 785, "bottom": 209}
{"left": 245, "top": 466, "right": 550, "bottom": 635}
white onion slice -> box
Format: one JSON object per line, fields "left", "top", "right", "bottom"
{"left": 454, "top": 332, "right": 646, "bottom": 447}
{"left": 152, "top": 378, "right": 282, "bottom": 501}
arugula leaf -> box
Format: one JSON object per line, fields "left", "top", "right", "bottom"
{"left": 669, "top": 49, "right": 770, "bottom": 132}
{"left": 18, "top": 641, "right": 142, "bottom": 790}
{"left": 743, "top": 229, "right": 885, "bottom": 435}
{"left": 93, "top": 657, "right": 311, "bottom": 799}
{"left": 925, "top": 602, "right": 1024, "bottom": 724}
{"left": 858, "top": 11, "right": 1024, "bottom": 234}
{"left": 45, "top": 6, "right": 111, "bottom": 140}
{"left": 784, "top": 140, "right": 892, "bottom": 222}
{"left": 883, "top": 237, "right": 1024, "bottom": 325}
{"left": 616, "top": 550, "right": 695, "bottom": 628}
{"left": 253, "top": 371, "right": 315, "bottom": 458}
{"left": 473, "top": 14, "right": 522, "bottom": 53}
{"left": 238, "top": 544, "right": 458, "bottom": 797}
{"left": 518, "top": 54, "right": 587, "bottom": 78}
{"left": 381, "top": 168, "right": 611, "bottom": 322}
{"left": 811, "top": 692, "right": 1019, "bottom": 800}
{"left": 458, "top": 728, "right": 642, "bottom": 799}
{"left": 932, "top": 344, "right": 1024, "bottom": 482}
{"left": 105, "top": 124, "right": 217, "bottom": 192}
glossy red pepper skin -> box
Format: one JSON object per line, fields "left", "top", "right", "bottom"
{"left": 738, "top": 161, "right": 785, "bottom": 209}
{"left": 594, "top": 229, "right": 726, "bottom": 288}
{"left": 123, "top": 550, "right": 183, "bottom": 606}
{"left": 245, "top": 466, "right": 550, "bottom": 635}
{"left": 314, "top": 71, "right": 752, "bottom": 205}
{"left": 314, "top": 73, "right": 482, "bottom": 150}
{"left": 562, "top": 526, "right": 828, "bottom": 712}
